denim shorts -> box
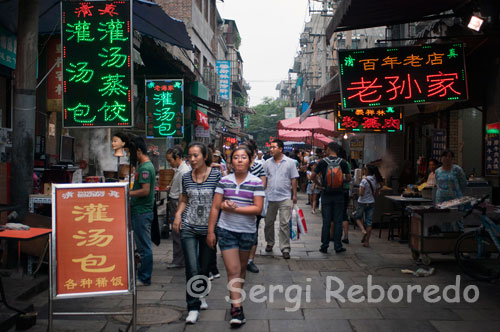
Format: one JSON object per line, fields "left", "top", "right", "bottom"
{"left": 355, "top": 202, "right": 375, "bottom": 227}
{"left": 216, "top": 226, "right": 256, "bottom": 252}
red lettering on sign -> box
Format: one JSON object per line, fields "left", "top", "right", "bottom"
{"left": 346, "top": 77, "right": 382, "bottom": 103}
{"left": 426, "top": 72, "right": 461, "bottom": 97}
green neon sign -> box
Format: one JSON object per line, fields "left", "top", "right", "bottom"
{"left": 145, "top": 79, "right": 184, "bottom": 138}
{"left": 62, "top": 1, "right": 132, "bottom": 127}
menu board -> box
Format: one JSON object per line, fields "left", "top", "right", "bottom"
{"left": 485, "top": 133, "right": 500, "bottom": 176}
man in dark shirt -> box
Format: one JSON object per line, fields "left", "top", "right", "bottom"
{"left": 130, "top": 136, "right": 156, "bottom": 286}
{"left": 311, "top": 142, "right": 351, "bottom": 254}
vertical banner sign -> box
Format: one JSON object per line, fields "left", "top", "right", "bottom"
{"left": 485, "top": 124, "right": 500, "bottom": 176}
{"left": 62, "top": 1, "right": 133, "bottom": 127}
{"left": 145, "top": 79, "right": 184, "bottom": 138}
{"left": 0, "top": 26, "right": 16, "bottom": 69}
{"left": 52, "top": 183, "right": 131, "bottom": 298}
{"left": 339, "top": 43, "right": 468, "bottom": 109}
{"left": 216, "top": 60, "right": 230, "bottom": 100}
{"left": 47, "top": 38, "right": 63, "bottom": 112}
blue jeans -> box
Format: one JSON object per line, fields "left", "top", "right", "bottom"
{"left": 132, "top": 212, "right": 154, "bottom": 284}
{"left": 321, "top": 193, "right": 344, "bottom": 251}
{"left": 356, "top": 202, "right": 375, "bottom": 227}
{"left": 181, "top": 229, "right": 214, "bottom": 311}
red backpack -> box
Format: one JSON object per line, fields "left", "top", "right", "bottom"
{"left": 323, "top": 157, "right": 344, "bottom": 192}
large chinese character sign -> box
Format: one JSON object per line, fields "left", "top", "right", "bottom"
{"left": 337, "top": 106, "right": 403, "bottom": 133}
{"left": 52, "top": 183, "right": 131, "bottom": 297}
{"left": 62, "top": 1, "right": 133, "bottom": 127}
{"left": 145, "top": 79, "right": 184, "bottom": 138}
{"left": 339, "top": 43, "right": 468, "bottom": 110}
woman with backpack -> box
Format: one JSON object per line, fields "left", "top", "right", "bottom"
{"left": 355, "top": 164, "right": 384, "bottom": 248}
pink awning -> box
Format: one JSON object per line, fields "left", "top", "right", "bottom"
{"left": 277, "top": 116, "right": 336, "bottom": 136}
{"left": 277, "top": 130, "right": 333, "bottom": 147}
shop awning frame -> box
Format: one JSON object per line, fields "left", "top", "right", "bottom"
{"left": 191, "top": 95, "right": 223, "bottom": 115}
{"left": 0, "top": 0, "right": 193, "bottom": 50}
{"left": 326, "top": 0, "right": 471, "bottom": 41}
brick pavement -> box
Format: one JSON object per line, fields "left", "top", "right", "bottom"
{"left": 10, "top": 193, "right": 500, "bottom": 331}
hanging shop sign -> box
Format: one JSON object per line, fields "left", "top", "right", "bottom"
{"left": 337, "top": 105, "right": 402, "bottom": 133}
{"left": 195, "top": 110, "right": 209, "bottom": 129}
{"left": 216, "top": 60, "right": 231, "bottom": 100}
{"left": 47, "top": 38, "right": 63, "bottom": 112}
{"left": 62, "top": 0, "right": 133, "bottom": 127}
{"left": 485, "top": 124, "right": 500, "bottom": 176}
{"left": 0, "top": 26, "right": 16, "bottom": 69}
{"left": 338, "top": 43, "right": 468, "bottom": 110}
{"left": 223, "top": 135, "right": 238, "bottom": 148}
{"left": 145, "top": 79, "right": 184, "bottom": 138}
{"left": 51, "top": 183, "right": 132, "bottom": 298}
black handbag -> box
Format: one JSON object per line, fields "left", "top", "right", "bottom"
{"left": 151, "top": 200, "right": 161, "bottom": 246}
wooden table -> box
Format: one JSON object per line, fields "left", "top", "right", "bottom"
{"left": 385, "top": 196, "right": 433, "bottom": 242}
{"left": 0, "top": 227, "right": 51, "bottom": 313}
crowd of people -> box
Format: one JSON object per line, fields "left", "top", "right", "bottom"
{"left": 117, "top": 132, "right": 385, "bottom": 327}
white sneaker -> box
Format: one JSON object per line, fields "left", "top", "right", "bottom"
{"left": 185, "top": 310, "right": 199, "bottom": 324}
{"left": 200, "top": 297, "right": 208, "bottom": 310}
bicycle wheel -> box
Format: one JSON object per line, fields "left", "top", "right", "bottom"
{"left": 455, "top": 231, "right": 500, "bottom": 281}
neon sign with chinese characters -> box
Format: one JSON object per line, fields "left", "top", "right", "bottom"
{"left": 337, "top": 105, "right": 403, "bottom": 133}
{"left": 339, "top": 43, "right": 468, "bottom": 110}
{"left": 62, "top": 1, "right": 132, "bottom": 127}
{"left": 145, "top": 79, "right": 184, "bottom": 138}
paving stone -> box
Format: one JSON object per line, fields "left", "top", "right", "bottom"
{"left": 270, "top": 319, "right": 352, "bottom": 332}
{"left": 198, "top": 309, "right": 226, "bottom": 321}
{"left": 241, "top": 307, "right": 304, "bottom": 320}
{"left": 430, "top": 320, "right": 500, "bottom": 332}
{"left": 349, "top": 319, "right": 439, "bottom": 332}
{"left": 304, "top": 307, "right": 382, "bottom": 320}
{"left": 137, "top": 290, "right": 165, "bottom": 300}
{"left": 25, "top": 319, "right": 108, "bottom": 332}
{"left": 266, "top": 298, "right": 339, "bottom": 309}
{"left": 184, "top": 320, "right": 270, "bottom": 331}
{"left": 451, "top": 308, "right": 500, "bottom": 321}
{"left": 378, "top": 307, "right": 460, "bottom": 320}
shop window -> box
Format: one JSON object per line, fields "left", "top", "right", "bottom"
{"left": 204, "top": 0, "right": 209, "bottom": 21}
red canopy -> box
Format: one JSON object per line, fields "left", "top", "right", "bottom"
{"left": 277, "top": 116, "right": 336, "bottom": 137}
{"left": 278, "top": 130, "right": 333, "bottom": 147}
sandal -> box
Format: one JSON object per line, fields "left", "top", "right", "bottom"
{"left": 361, "top": 234, "right": 367, "bottom": 243}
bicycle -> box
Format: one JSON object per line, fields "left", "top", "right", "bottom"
{"left": 454, "top": 195, "right": 500, "bottom": 281}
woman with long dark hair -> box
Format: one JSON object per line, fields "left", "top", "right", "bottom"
{"left": 173, "top": 142, "right": 221, "bottom": 324}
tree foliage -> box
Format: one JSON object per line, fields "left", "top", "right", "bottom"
{"left": 246, "top": 97, "right": 288, "bottom": 149}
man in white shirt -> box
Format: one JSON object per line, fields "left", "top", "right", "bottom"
{"left": 166, "top": 146, "right": 191, "bottom": 268}
{"left": 263, "top": 139, "right": 299, "bottom": 259}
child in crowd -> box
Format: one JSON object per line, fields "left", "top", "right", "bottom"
{"left": 355, "top": 164, "right": 383, "bottom": 248}
{"left": 206, "top": 146, "right": 265, "bottom": 327}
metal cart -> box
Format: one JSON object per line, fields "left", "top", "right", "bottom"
{"left": 408, "top": 207, "right": 464, "bottom": 265}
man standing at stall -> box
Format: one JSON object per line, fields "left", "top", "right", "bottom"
{"left": 264, "top": 139, "right": 299, "bottom": 259}
{"left": 130, "top": 136, "right": 156, "bottom": 286}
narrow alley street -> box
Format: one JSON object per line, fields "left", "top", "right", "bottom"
{"left": 10, "top": 193, "right": 500, "bottom": 332}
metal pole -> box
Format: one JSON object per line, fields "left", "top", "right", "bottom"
{"left": 131, "top": 230, "right": 137, "bottom": 332}
{"left": 48, "top": 237, "right": 53, "bottom": 332}
{"left": 11, "top": 0, "right": 40, "bottom": 219}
